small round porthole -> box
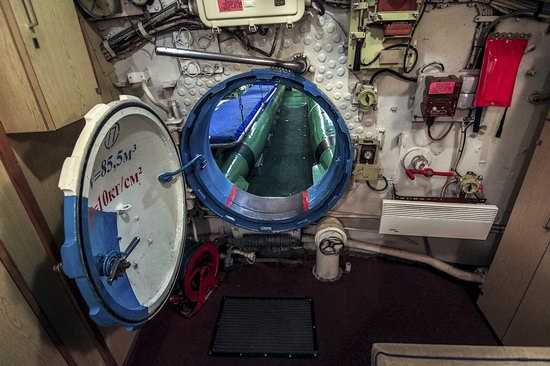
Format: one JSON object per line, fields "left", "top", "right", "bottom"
{"left": 181, "top": 70, "right": 353, "bottom": 232}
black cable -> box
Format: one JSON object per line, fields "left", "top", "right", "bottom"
{"left": 472, "top": 10, "right": 538, "bottom": 68}
{"left": 323, "top": 0, "right": 351, "bottom": 9}
{"left": 427, "top": 123, "right": 454, "bottom": 141}
{"left": 367, "top": 175, "right": 389, "bottom": 192}
{"left": 312, "top": 0, "right": 326, "bottom": 15}
{"left": 422, "top": 237, "right": 433, "bottom": 257}
{"left": 403, "top": 0, "right": 429, "bottom": 73}
{"left": 402, "top": 44, "right": 419, "bottom": 73}
{"left": 323, "top": 11, "right": 348, "bottom": 37}
{"left": 266, "top": 27, "right": 280, "bottom": 57}
{"left": 226, "top": 27, "right": 280, "bottom": 58}
{"left": 495, "top": 107, "right": 509, "bottom": 138}
{"left": 368, "top": 68, "right": 418, "bottom": 85}
{"left": 363, "top": 43, "right": 417, "bottom": 67}
{"left": 451, "top": 121, "right": 474, "bottom": 175}
{"left": 420, "top": 61, "right": 445, "bottom": 73}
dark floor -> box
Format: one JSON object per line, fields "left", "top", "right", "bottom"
{"left": 127, "top": 256, "right": 498, "bottom": 366}
{"left": 247, "top": 91, "right": 314, "bottom": 197}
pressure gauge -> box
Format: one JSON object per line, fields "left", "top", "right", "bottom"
{"left": 128, "top": 0, "right": 152, "bottom": 7}
{"left": 75, "top": 0, "right": 118, "bottom": 18}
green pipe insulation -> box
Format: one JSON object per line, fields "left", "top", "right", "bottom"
{"left": 308, "top": 98, "right": 336, "bottom": 179}
{"left": 220, "top": 85, "right": 285, "bottom": 187}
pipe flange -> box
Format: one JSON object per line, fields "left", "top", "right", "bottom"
{"left": 312, "top": 265, "right": 342, "bottom": 282}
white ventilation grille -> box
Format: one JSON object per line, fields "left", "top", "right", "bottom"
{"left": 379, "top": 200, "right": 498, "bottom": 240}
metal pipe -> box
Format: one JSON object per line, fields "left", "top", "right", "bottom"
{"left": 343, "top": 237, "right": 485, "bottom": 284}
{"left": 211, "top": 87, "right": 278, "bottom": 149}
{"left": 155, "top": 46, "right": 308, "bottom": 74}
{"left": 141, "top": 81, "right": 171, "bottom": 114}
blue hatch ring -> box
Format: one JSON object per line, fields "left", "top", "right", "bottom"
{"left": 181, "top": 70, "right": 353, "bottom": 232}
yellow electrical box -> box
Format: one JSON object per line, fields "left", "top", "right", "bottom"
{"left": 353, "top": 139, "right": 381, "bottom": 182}
{"left": 189, "top": 0, "right": 308, "bottom": 31}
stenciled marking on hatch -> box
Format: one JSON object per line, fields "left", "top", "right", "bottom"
{"left": 91, "top": 166, "right": 143, "bottom": 211}
{"left": 104, "top": 123, "right": 120, "bottom": 149}
{"left": 91, "top": 144, "right": 137, "bottom": 189}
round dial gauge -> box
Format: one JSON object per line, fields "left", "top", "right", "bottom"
{"left": 75, "top": 0, "right": 118, "bottom": 18}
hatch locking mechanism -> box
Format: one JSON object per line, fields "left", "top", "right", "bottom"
{"left": 98, "top": 237, "right": 141, "bottom": 285}
{"left": 158, "top": 154, "right": 206, "bottom": 183}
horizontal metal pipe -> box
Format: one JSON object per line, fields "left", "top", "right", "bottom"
{"left": 302, "top": 235, "right": 485, "bottom": 284}
{"left": 155, "top": 46, "right": 307, "bottom": 74}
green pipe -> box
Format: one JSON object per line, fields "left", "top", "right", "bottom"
{"left": 220, "top": 85, "right": 285, "bottom": 186}
{"left": 308, "top": 99, "right": 336, "bottom": 171}
{"left": 283, "top": 89, "right": 309, "bottom": 108}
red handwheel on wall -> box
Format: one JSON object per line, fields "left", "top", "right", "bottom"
{"left": 169, "top": 241, "right": 220, "bottom": 318}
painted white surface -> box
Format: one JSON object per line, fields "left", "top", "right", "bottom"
{"left": 96, "top": 4, "right": 550, "bottom": 264}
{"left": 60, "top": 98, "right": 186, "bottom": 313}
{"left": 379, "top": 200, "right": 498, "bottom": 240}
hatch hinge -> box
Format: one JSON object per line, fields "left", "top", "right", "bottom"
{"left": 158, "top": 154, "right": 205, "bottom": 183}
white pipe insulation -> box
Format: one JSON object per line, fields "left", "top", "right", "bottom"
{"left": 305, "top": 235, "right": 485, "bottom": 284}
{"left": 141, "top": 81, "right": 171, "bottom": 114}
{"left": 313, "top": 217, "right": 346, "bottom": 282}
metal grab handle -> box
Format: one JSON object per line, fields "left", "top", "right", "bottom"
{"left": 22, "top": 0, "right": 39, "bottom": 29}
{"left": 406, "top": 168, "right": 454, "bottom": 180}
{"left": 155, "top": 46, "right": 308, "bottom": 74}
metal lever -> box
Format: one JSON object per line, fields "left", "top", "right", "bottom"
{"left": 155, "top": 46, "right": 308, "bottom": 74}
{"left": 22, "top": 0, "right": 39, "bottom": 29}
{"left": 158, "top": 154, "right": 205, "bottom": 183}
{"left": 406, "top": 168, "right": 454, "bottom": 180}
{"left": 104, "top": 237, "right": 141, "bottom": 285}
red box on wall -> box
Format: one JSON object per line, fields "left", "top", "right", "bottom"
{"left": 474, "top": 36, "right": 528, "bottom": 108}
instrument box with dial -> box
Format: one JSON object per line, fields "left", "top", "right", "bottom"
{"left": 421, "top": 75, "right": 462, "bottom": 118}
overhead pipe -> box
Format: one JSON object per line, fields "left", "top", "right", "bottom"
{"left": 155, "top": 46, "right": 308, "bottom": 74}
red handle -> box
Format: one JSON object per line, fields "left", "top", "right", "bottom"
{"left": 406, "top": 168, "right": 454, "bottom": 180}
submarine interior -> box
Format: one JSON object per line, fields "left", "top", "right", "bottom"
{"left": 0, "top": 0, "right": 549, "bottom": 365}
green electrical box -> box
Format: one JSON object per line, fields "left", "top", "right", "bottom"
{"left": 347, "top": 0, "right": 420, "bottom": 70}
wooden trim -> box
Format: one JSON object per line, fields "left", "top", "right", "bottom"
{"left": 0, "top": 122, "right": 117, "bottom": 366}
{"left": 0, "top": 1, "right": 54, "bottom": 130}
{"left": 122, "top": 329, "right": 143, "bottom": 366}
{"left": 0, "top": 238, "right": 76, "bottom": 366}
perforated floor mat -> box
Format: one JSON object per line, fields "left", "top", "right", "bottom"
{"left": 209, "top": 297, "right": 318, "bottom": 358}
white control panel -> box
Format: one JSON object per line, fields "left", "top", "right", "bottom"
{"left": 189, "top": 0, "right": 308, "bottom": 30}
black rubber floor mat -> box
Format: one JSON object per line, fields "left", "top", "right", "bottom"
{"left": 209, "top": 297, "right": 318, "bottom": 358}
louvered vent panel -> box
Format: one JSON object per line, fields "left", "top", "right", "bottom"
{"left": 379, "top": 200, "right": 499, "bottom": 240}
{"left": 382, "top": 202, "right": 498, "bottom": 222}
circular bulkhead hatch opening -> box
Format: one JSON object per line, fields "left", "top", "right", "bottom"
{"left": 181, "top": 70, "right": 353, "bottom": 232}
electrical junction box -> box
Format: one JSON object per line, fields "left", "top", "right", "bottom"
{"left": 421, "top": 75, "right": 462, "bottom": 118}
{"left": 412, "top": 71, "right": 478, "bottom": 123}
{"left": 188, "top": 0, "right": 308, "bottom": 31}
{"left": 353, "top": 138, "right": 381, "bottom": 182}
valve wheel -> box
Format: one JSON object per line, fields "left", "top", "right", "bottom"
{"left": 319, "top": 236, "right": 345, "bottom": 256}
{"left": 182, "top": 242, "right": 219, "bottom": 302}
